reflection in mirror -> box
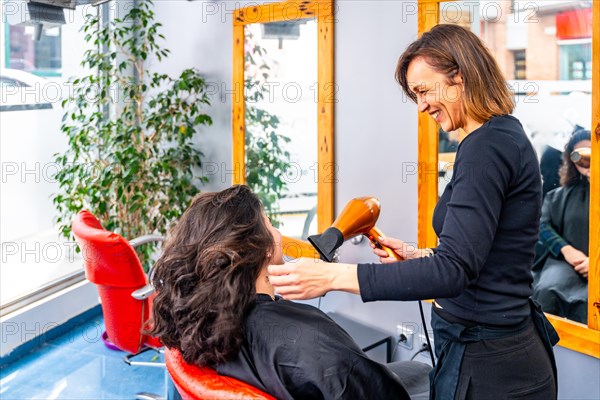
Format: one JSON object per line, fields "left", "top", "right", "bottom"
{"left": 438, "top": 128, "right": 464, "bottom": 195}
{"left": 437, "top": 1, "right": 592, "bottom": 324}
{"left": 244, "top": 19, "right": 318, "bottom": 240}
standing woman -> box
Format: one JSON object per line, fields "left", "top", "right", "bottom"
{"left": 268, "top": 24, "right": 558, "bottom": 399}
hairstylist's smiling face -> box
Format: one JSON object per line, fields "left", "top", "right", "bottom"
{"left": 407, "top": 57, "right": 474, "bottom": 133}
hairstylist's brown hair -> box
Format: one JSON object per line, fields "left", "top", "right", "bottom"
{"left": 396, "top": 24, "right": 514, "bottom": 122}
{"left": 148, "top": 185, "right": 274, "bottom": 366}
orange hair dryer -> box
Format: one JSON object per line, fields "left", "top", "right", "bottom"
{"left": 308, "top": 197, "right": 404, "bottom": 262}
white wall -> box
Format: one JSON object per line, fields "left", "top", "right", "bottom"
{"left": 318, "top": 0, "right": 426, "bottom": 363}
{"left": 153, "top": 1, "right": 599, "bottom": 398}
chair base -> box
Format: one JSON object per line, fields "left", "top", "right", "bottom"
{"left": 124, "top": 346, "right": 165, "bottom": 368}
{"left": 101, "top": 331, "right": 122, "bottom": 352}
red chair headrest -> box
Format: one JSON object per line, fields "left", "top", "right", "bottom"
{"left": 72, "top": 210, "right": 146, "bottom": 288}
{"left": 165, "top": 348, "right": 275, "bottom": 400}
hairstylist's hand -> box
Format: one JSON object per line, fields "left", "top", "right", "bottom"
{"left": 574, "top": 257, "right": 589, "bottom": 279}
{"left": 561, "top": 245, "right": 587, "bottom": 268}
{"left": 268, "top": 258, "right": 359, "bottom": 300}
{"left": 369, "top": 236, "right": 427, "bottom": 263}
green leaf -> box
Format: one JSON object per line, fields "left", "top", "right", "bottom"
{"left": 193, "top": 114, "right": 212, "bottom": 125}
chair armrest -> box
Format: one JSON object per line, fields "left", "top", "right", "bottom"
{"left": 132, "top": 283, "right": 155, "bottom": 300}
{"left": 129, "top": 235, "right": 164, "bottom": 296}
{"left": 129, "top": 235, "right": 165, "bottom": 249}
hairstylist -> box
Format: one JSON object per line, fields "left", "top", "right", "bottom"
{"left": 268, "top": 24, "right": 559, "bottom": 400}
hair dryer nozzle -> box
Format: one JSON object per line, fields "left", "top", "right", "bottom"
{"left": 308, "top": 227, "right": 344, "bottom": 262}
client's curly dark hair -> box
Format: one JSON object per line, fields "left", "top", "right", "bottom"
{"left": 148, "top": 185, "right": 274, "bottom": 366}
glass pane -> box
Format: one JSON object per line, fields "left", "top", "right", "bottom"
{"left": 244, "top": 19, "right": 318, "bottom": 240}
{"left": 0, "top": 9, "right": 91, "bottom": 306}
{"left": 438, "top": 1, "right": 592, "bottom": 324}
{"left": 7, "top": 25, "right": 62, "bottom": 73}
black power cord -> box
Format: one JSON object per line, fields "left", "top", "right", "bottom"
{"left": 410, "top": 343, "right": 431, "bottom": 361}
{"left": 418, "top": 300, "right": 436, "bottom": 368}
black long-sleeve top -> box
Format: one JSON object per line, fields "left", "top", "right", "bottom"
{"left": 358, "top": 115, "right": 542, "bottom": 326}
{"left": 217, "top": 294, "right": 410, "bottom": 400}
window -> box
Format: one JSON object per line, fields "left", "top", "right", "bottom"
{"left": 559, "top": 42, "right": 592, "bottom": 80}
{"left": 5, "top": 25, "right": 62, "bottom": 76}
{"left": 0, "top": 7, "right": 95, "bottom": 315}
{"left": 513, "top": 50, "right": 526, "bottom": 80}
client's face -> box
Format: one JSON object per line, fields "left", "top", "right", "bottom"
{"left": 264, "top": 214, "right": 285, "bottom": 265}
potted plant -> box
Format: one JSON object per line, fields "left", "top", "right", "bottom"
{"left": 53, "top": 0, "right": 213, "bottom": 267}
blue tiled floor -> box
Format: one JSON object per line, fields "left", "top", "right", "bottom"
{"left": 0, "top": 315, "right": 167, "bottom": 399}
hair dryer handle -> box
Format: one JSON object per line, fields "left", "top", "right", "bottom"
{"left": 366, "top": 227, "right": 404, "bottom": 261}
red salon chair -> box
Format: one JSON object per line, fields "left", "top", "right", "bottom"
{"left": 72, "top": 210, "right": 165, "bottom": 398}
{"left": 165, "top": 347, "right": 275, "bottom": 400}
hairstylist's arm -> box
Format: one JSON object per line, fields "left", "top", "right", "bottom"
{"left": 268, "top": 258, "right": 359, "bottom": 300}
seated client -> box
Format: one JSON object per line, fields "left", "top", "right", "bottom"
{"left": 149, "top": 185, "right": 414, "bottom": 400}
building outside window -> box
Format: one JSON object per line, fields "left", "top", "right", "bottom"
{"left": 6, "top": 25, "right": 62, "bottom": 75}
{"left": 556, "top": 7, "right": 593, "bottom": 81}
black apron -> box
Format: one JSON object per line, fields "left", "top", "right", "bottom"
{"left": 429, "top": 299, "right": 559, "bottom": 400}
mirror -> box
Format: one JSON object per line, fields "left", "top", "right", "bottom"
{"left": 438, "top": 0, "right": 592, "bottom": 325}
{"left": 233, "top": 0, "right": 334, "bottom": 258}
{"left": 244, "top": 20, "right": 319, "bottom": 239}
{"left": 418, "top": 0, "right": 599, "bottom": 357}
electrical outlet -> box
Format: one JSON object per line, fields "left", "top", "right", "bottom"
{"left": 418, "top": 333, "right": 435, "bottom": 351}
{"left": 396, "top": 324, "right": 417, "bottom": 350}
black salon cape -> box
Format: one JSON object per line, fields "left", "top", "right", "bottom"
{"left": 217, "top": 294, "right": 410, "bottom": 400}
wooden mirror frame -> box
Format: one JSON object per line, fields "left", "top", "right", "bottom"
{"left": 232, "top": 0, "right": 334, "bottom": 258}
{"left": 416, "top": 0, "right": 600, "bottom": 358}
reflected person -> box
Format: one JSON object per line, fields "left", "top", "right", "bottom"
{"left": 533, "top": 129, "right": 591, "bottom": 323}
